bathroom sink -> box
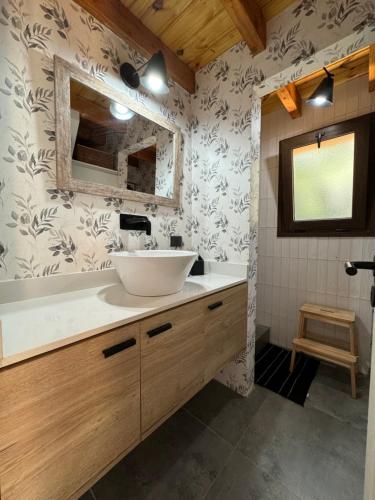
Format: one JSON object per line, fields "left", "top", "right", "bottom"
{"left": 110, "top": 250, "right": 197, "bottom": 296}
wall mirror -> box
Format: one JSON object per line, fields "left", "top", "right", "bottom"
{"left": 54, "top": 56, "right": 181, "bottom": 207}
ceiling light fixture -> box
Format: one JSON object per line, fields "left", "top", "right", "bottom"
{"left": 306, "top": 67, "right": 334, "bottom": 107}
{"left": 120, "top": 50, "right": 169, "bottom": 94}
{"left": 109, "top": 101, "right": 135, "bottom": 120}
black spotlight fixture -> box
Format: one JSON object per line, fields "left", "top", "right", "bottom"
{"left": 306, "top": 67, "right": 334, "bottom": 107}
{"left": 120, "top": 50, "right": 169, "bottom": 94}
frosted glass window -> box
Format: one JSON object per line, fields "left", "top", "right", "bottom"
{"left": 292, "top": 133, "right": 355, "bottom": 221}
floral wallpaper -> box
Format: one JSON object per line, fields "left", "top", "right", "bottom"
{"left": 0, "top": 0, "right": 373, "bottom": 396}
{"left": 0, "top": 0, "right": 193, "bottom": 279}
{"left": 191, "top": 44, "right": 260, "bottom": 396}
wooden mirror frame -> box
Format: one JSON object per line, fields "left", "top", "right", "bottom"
{"left": 54, "top": 55, "right": 182, "bottom": 208}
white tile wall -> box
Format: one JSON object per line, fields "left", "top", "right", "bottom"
{"left": 257, "top": 75, "right": 375, "bottom": 373}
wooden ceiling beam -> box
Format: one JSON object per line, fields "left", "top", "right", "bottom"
{"left": 220, "top": 0, "right": 266, "bottom": 55}
{"left": 277, "top": 83, "right": 302, "bottom": 119}
{"left": 369, "top": 45, "right": 375, "bottom": 92}
{"left": 73, "top": 0, "right": 195, "bottom": 94}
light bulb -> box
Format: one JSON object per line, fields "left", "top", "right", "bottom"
{"left": 146, "top": 73, "right": 163, "bottom": 92}
{"left": 110, "top": 101, "right": 135, "bottom": 120}
{"left": 141, "top": 71, "right": 169, "bottom": 94}
{"left": 313, "top": 96, "right": 327, "bottom": 106}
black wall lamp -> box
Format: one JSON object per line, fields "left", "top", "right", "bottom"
{"left": 120, "top": 50, "right": 169, "bottom": 94}
{"left": 306, "top": 67, "right": 334, "bottom": 107}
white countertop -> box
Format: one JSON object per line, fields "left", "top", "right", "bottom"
{"left": 0, "top": 270, "right": 246, "bottom": 368}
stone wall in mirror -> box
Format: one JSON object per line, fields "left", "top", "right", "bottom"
{"left": 55, "top": 56, "right": 181, "bottom": 208}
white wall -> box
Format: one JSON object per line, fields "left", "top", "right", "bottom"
{"left": 257, "top": 74, "right": 375, "bottom": 373}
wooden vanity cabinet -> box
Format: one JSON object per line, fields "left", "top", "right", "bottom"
{"left": 0, "top": 324, "right": 140, "bottom": 500}
{"left": 140, "top": 299, "right": 206, "bottom": 436}
{"left": 0, "top": 282, "right": 247, "bottom": 499}
{"left": 140, "top": 283, "right": 248, "bottom": 436}
{"left": 203, "top": 283, "right": 248, "bottom": 382}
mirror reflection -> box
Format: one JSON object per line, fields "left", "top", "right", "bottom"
{"left": 70, "top": 78, "right": 175, "bottom": 198}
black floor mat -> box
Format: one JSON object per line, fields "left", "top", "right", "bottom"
{"left": 255, "top": 343, "right": 320, "bottom": 406}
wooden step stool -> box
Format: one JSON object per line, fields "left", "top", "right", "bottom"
{"left": 290, "top": 303, "right": 358, "bottom": 398}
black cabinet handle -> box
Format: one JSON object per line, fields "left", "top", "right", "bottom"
{"left": 102, "top": 338, "right": 136, "bottom": 358}
{"left": 208, "top": 301, "right": 223, "bottom": 310}
{"left": 147, "top": 322, "right": 172, "bottom": 338}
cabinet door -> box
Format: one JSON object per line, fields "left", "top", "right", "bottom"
{"left": 0, "top": 325, "right": 140, "bottom": 500}
{"left": 140, "top": 301, "right": 205, "bottom": 436}
{"left": 203, "top": 283, "right": 248, "bottom": 382}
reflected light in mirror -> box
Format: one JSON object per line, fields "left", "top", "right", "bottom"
{"left": 109, "top": 101, "right": 135, "bottom": 121}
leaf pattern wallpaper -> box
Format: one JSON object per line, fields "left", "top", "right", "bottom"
{"left": 0, "top": 0, "right": 373, "bottom": 395}
{"left": 0, "top": 0, "right": 193, "bottom": 281}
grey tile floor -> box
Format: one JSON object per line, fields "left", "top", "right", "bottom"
{"left": 81, "top": 362, "right": 368, "bottom": 500}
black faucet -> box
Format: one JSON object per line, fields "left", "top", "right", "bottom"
{"left": 345, "top": 259, "right": 375, "bottom": 276}
{"left": 345, "top": 257, "right": 375, "bottom": 306}
{"left": 120, "top": 213, "right": 151, "bottom": 236}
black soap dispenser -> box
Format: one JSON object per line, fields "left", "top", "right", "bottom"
{"left": 190, "top": 250, "right": 204, "bottom": 276}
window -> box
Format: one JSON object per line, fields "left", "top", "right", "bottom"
{"left": 278, "top": 113, "right": 375, "bottom": 237}
{"left": 292, "top": 133, "right": 355, "bottom": 222}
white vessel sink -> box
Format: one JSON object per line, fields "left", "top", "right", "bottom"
{"left": 110, "top": 250, "right": 197, "bottom": 296}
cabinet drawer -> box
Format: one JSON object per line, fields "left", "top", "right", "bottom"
{"left": 0, "top": 324, "right": 140, "bottom": 500}
{"left": 140, "top": 300, "right": 205, "bottom": 435}
{"left": 203, "top": 283, "right": 248, "bottom": 381}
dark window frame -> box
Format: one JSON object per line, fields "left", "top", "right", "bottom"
{"left": 277, "top": 112, "right": 375, "bottom": 237}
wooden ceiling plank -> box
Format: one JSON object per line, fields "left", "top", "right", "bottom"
{"left": 119, "top": 0, "right": 135, "bottom": 8}
{"left": 277, "top": 83, "right": 302, "bottom": 119}
{"left": 120, "top": 0, "right": 150, "bottom": 18}
{"left": 191, "top": 27, "right": 242, "bottom": 70}
{"left": 73, "top": 0, "right": 195, "bottom": 94}
{"left": 141, "top": 0, "right": 195, "bottom": 38}
{"left": 258, "top": 0, "right": 296, "bottom": 21}
{"left": 369, "top": 45, "right": 375, "bottom": 92}
{"left": 220, "top": 0, "right": 266, "bottom": 55}
{"left": 178, "top": 10, "right": 237, "bottom": 66}
{"left": 160, "top": 0, "right": 224, "bottom": 52}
